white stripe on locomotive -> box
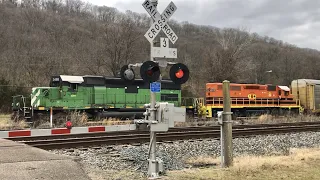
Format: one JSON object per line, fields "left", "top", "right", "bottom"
{"left": 31, "top": 88, "right": 41, "bottom": 107}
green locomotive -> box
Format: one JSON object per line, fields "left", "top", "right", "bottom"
{"left": 12, "top": 75, "right": 182, "bottom": 121}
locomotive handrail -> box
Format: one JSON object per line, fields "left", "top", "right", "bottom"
{"left": 206, "top": 97, "right": 300, "bottom": 107}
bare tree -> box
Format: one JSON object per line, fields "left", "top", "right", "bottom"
{"left": 203, "top": 27, "right": 256, "bottom": 82}
{"left": 1, "top": 0, "right": 320, "bottom": 112}
{"left": 103, "top": 16, "right": 140, "bottom": 76}
{"left": 43, "top": 0, "right": 63, "bottom": 12}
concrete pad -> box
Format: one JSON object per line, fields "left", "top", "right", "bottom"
{"left": 0, "top": 138, "right": 26, "bottom": 147}
{"left": 0, "top": 145, "right": 69, "bottom": 163}
{"left": 0, "top": 139, "right": 67, "bottom": 163}
{"left": 0, "top": 159, "right": 90, "bottom": 180}
{"left": 0, "top": 139, "right": 91, "bottom": 180}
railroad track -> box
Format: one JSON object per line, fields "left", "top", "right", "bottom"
{"left": 7, "top": 121, "right": 320, "bottom": 150}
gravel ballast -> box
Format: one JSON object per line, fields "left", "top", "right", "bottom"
{"left": 51, "top": 131, "right": 320, "bottom": 175}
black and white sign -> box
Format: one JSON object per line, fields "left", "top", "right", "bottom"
{"left": 160, "top": 37, "right": 169, "bottom": 48}
{"left": 151, "top": 37, "right": 177, "bottom": 59}
{"left": 142, "top": 0, "right": 178, "bottom": 44}
{"left": 151, "top": 47, "right": 177, "bottom": 58}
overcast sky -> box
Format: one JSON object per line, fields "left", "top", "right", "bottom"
{"left": 86, "top": 0, "right": 320, "bottom": 51}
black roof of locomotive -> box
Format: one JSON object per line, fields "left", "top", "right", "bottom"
{"left": 50, "top": 75, "right": 181, "bottom": 90}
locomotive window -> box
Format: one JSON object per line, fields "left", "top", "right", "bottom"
{"left": 244, "top": 85, "right": 260, "bottom": 89}
{"left": 125, "top": 86, "right": 138, "bottom": 93}
{"left": 284, "top": 91, "right": 289, "bottom": 96}
{"left": 278, "top": 90, "right": 281, "bottom": 96}
{"left": 161, "top": 94, "right": 178, "bottom": 101}
{"left": 42, "top": 89, "right": 49, "bottom": 96}
{"left": 69, "top": 83, "right": 77, "bottom": 91}
{"left": 267, "top": 85, "right": 276, "bottom": 91}
{"left": 230, "top": 86, "right": 241, "bottom": 91}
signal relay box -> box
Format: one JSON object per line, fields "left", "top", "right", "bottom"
{"left": 151, "top": 102, "right": 186, "bottom": 132}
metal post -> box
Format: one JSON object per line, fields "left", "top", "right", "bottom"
{"left": 255, "top": 69, "right": 257, "bottom": 84}
{"left": 221, "top": 80, "right": 233, "bottom": 167}
{"left": 148, "top": 0, "right": 159, "bottom": 178}
{"left": 50, "top": 107, "right": 53, "bottom": 128}
{"left": 148, "top": 92, "right": 157, "bottom": 177}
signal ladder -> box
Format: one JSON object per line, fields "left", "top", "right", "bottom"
{"left": 22, "top": 96, "right": 32, "bottom": 121}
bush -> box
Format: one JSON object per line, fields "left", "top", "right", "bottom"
{"left": 0, "top": 78, "right": 29, "bottom": 113}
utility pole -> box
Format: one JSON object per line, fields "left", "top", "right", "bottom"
{"left": 221, "top": 80, "right": 233, "bottom": 167}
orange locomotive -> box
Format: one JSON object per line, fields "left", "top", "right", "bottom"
{"left": 205, "top": 83, "right": 301, "bottom": 118}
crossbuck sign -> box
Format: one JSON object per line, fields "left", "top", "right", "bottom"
{"left": 142, "top": 0, "right": 178, "bottom": 44}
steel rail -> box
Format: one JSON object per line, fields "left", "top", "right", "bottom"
{"left": 7, "top": 121, "right": 320, "bottom": 142}
{"left": 17, "top": 123, "right": 320, "bottom": 150}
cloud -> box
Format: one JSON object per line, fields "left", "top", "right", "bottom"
{"left": 87, "top": 0, "right": 320, "bottom": 50}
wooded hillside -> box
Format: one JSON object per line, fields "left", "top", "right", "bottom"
{"left": 1, "top": 0, "right": 320, "bottom": 111}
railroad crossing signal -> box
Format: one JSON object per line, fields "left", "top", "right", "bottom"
{"left": 135, "top": 0, "right": 187, "bottom": 179}
{"left": 169, "top": 63, "right": 189, "bottom": 84}
{"left": 120, "top": 65, "right": 135, "bottom": 82}
{"left": 120, "top": 0, "right": 189, "bottom": 85}
{"left": 140, "top": 61, "right": 161, "bottom": 83}
{"left": 142, "top": 0, "right": 178, "bottom": 44}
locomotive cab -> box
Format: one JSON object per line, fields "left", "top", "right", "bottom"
{"left": 50, "top": 75, "right": 84, "bottom": 91}
{"left": 277, "top": 86, "right": 292, "bottom": 100}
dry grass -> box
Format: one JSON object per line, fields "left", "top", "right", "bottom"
{"left": 0, "top": 114, "right": 28, "bottom": 130}
{"left": 101, "top": 118, "right": 133, "bottom": 126}
{"left": 165, "top": 147, "right": 320, "bottom": 180}
{"left": 185, "top": 155, "right": 218, "bottom": 167}
{"left": 175, "top": 119, "right": 216, "bottom": 127}
{"left": 83, "top": 147, "right": 320, "bottom": 180}
{"left": 3, "top": 112, "right": 320, "bottom": 129}
{"left": 0, "top": 112, "right": 135, "bottom": 129}
{"left": 69, "top": 111, "right": 88, "bottom": 127}
{"left": 242, "top": 114, "right": 320, "bottom": 124}
{"left": 177, "top": 113, "right": 320, "bottom": 127}
{"left": 85, "top": 168, "right": 145, "bottom": 180}
{"left": 85, "top": 118, "right": 133, "bottom": 126}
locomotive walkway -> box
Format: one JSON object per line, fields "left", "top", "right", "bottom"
{"left": 0, "top": 138, "right": 90, "bottom": 180}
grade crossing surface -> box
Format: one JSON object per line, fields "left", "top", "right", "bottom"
{"left": 10, "top": 121, "right": 320, "bottom": 150}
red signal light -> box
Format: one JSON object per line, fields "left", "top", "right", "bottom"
{"left": 147, "top": 69, "right": 153, "bottom": 76}
{"left": 140, "top": 61, "right": 161, "bottom": 82}
{"left": 169, "top": 63, "right": 189, "bottom": 85}
{"left": 175, "top": 69, "right": 184, "bottom": 78}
